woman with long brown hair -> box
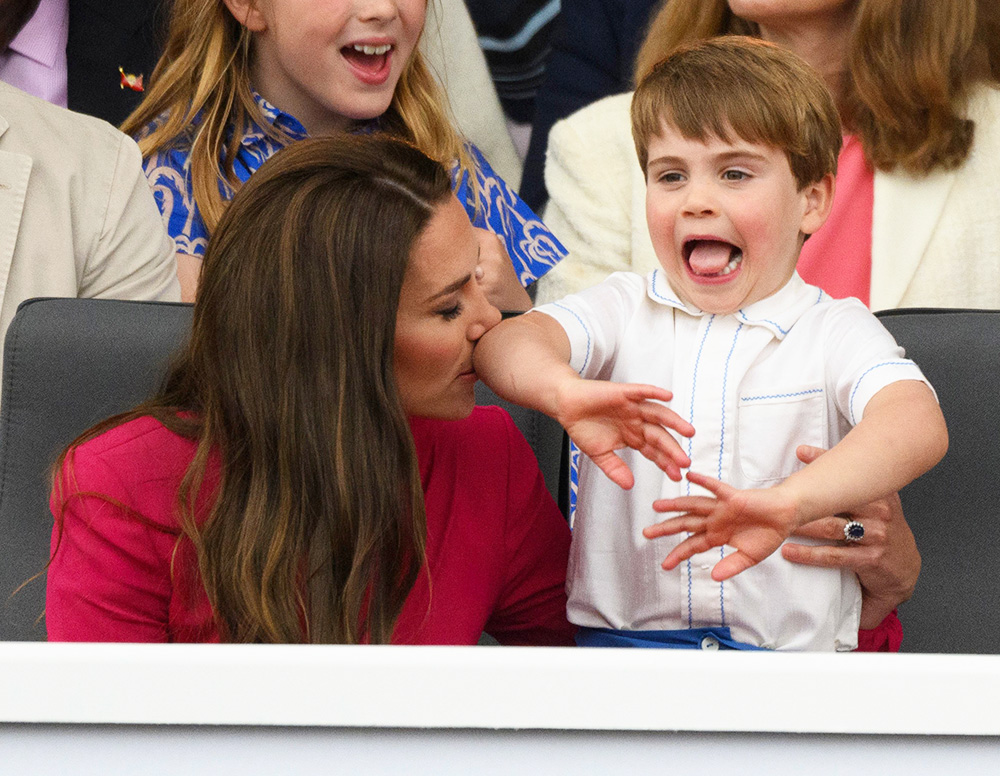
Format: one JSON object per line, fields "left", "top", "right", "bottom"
{"left": 44, "top": 133, "right": 579, "bottom": 644}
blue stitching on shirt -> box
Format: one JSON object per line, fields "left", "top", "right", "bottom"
{"left": 719, "top": 546, "right": 726, "bottom": 626}
{"left": 815, "top": 288, "right": 825, "bottom": 305}
{"left": 737, "top": 309, "right": 789, "bottom": 335}
{"left": 552, "top": 302, "right": 593, "bottom": 375}
{"left": 718, "top": 323, "right": 744, "bottom": 480}
{"left": 685, "top": 315, "right": 715, "bottom": 628}
{"left": 650, "top": 271, "right": 683, "bottom": 305}
{"left": 849, "top": 361, "right": 912, "bottom": 424}
{"left": 716, "top": 323, "right": 744, "bottom": 626}
{"left": 741, "top": 388, "right": 824, "bottom": 402}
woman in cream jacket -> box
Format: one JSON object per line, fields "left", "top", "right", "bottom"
{"left": 0, "top": 81, "right": 179, "bottom": 371}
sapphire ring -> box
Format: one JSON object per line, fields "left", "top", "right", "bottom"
{"left": 843, "top": 520, "right": 865, "bottom": 543}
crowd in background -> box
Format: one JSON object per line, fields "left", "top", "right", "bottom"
{"left": 1, "top": 0, "right": 998, "bottom": 649}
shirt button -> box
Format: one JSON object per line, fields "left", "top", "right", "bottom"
{"left": 700, "top": 635, "right": 720, "bottom": 651}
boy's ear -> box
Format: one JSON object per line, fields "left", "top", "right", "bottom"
{"left": 799, "top": 173, "right": 836, "bottom": 236}
{"left": 222, "top": 0, "right": 267, "bottom": 33}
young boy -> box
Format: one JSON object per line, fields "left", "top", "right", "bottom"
{"left": 474, "top": 37, "right": 948, "bottom": 651}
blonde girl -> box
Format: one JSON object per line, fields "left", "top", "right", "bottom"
{"left": 123, "top": 0, "right": 565, "bottom": 305}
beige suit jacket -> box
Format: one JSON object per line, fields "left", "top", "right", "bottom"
{"left": 0, "top": 82, "right": 179, "bottom": 367}
{"left": 538, "top": 87, "right": 1000, "bottom": 311}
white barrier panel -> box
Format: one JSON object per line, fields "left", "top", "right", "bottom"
{"left": 1, "top": 643, "right": 998, "bottom": 773}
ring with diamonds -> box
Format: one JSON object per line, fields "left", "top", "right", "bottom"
{"left": 843, "top": 520, "right": 865, "bottom": 543}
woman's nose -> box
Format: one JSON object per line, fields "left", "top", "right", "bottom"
{"left": 467, "top": 288, "right": 502, "bottom": 342}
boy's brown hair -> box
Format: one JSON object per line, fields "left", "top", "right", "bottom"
{"left": 631, "top": 36, "right": 842, "bottom": 189}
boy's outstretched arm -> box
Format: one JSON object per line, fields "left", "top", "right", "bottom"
{"left": 645, "top": 380, "right": 947, "bottom": 580}
{"left": 474, "top": 313, "right": 694, "bottom": 489}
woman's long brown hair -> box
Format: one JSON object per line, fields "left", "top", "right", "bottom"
{"left": 53, "top": 134, "right": 453, "bottom": 644}
{"left": 633, "top": 0, "right": 1000, "bottom": 175}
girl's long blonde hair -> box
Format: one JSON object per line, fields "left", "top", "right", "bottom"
{"left": 633, "top": 0, "right": 1000, "bottom": 175}
{"left": 121, "top": 0, "right": 471, "bottom": 235}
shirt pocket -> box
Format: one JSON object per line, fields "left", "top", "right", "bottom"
{"left": 735, "top": 385, "right": 827, "bottom": 484}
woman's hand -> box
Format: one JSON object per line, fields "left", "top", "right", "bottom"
{"left": 781, "top": 445, "right": 920, "bottom": 629}
{"left": 475, "top": 229, "right": 532, "bottom": 312}
{"left": 644, "top": 471, "right": 801, "bottom": 581}
{"left": 555, "top": 379, "right": 694, "bottom": 490}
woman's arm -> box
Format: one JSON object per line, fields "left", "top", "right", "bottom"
{"left": 486, "top": 412, "right": 575, "bottom": 646}
{"left": 176, "top": 252, "right": 201, "bottom": 303}
{"left": 47, "top": 453, "right": 174, "bottom": 642}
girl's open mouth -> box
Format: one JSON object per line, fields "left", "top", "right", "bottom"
{"left": 342, "top": 43, "right": 393, "bottom": 82}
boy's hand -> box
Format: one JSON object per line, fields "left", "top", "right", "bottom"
{"left": 555, "top": 380, "right": 694, "bottom": 489}
{"left": 643, "top": 471, "right": 799, "bottom": 581}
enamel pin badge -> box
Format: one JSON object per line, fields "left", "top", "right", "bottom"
{"left": 118, "top": 67, "right": 144, "bottom": 92}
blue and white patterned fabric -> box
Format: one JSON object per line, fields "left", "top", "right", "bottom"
{"left": 141, "top": 91, "right": 566, "bottom": 284}
{"left": 533, "top": 270, "right": 933, "bottom": 651}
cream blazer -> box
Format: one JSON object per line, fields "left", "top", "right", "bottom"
{"left": 421, "top": 0, "right": 523, "bottom": 189}
{"left": 538, "top": 87, "right": 1000, "bottom": 311}
{"left": 0, "top": 82, "right": 179, "bottom": 366}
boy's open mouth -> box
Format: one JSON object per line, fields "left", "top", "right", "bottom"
{"left": 682, "top": 239, "right": 743, "bottom": 277}
{"left": 341, "top": 43, "right": 393, "bottom": 75}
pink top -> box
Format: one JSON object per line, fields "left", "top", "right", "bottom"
{"left": 46, "top": 407, "right": 576, "bottom": 645}
{"left": 797, "top": 135, "right": 874, "bottom": 306}
{"left": 0, "top": 0, "right": 69, "bottom": 107}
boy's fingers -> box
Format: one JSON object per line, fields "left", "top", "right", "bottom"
{"left": 643, "top": 514, "right": 702, "bottom": 538}
{"left": 635, "top": 438, "right": 682, "bottom": 481}
{"left": 644, "top": 514, "right": 707, "bottom": 539}
{"left": 651, "top": 496, "right": 714, "bottom": 515}
{"left": 639, "top": 402, "right": 695, "bottom": 438}
{"left": 711, "top": 551, "right": 757, "bottom": 581}
{"left": 684, "top": 470, "right": 732, "bottom": 497}
{"left": 621, "top": 384, "right": 674, "bottom": 404}
{"left": 641, "top": 424, "right": 692, "bottom": 468}
{"left": 795, "top": 444, "right": 828, "bottom": 465}
{"left": 591, "top": 450, "right": 635, "bottom": 490}
{"left": 661, "top": 534, "right": 713, "bottom": 569}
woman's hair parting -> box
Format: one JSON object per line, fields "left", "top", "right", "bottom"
{"left": 632, "top": 0, "right": 1000, "bottom": 175}
{"left": 55, "top": 134, "right": 454, "bottom": 644}
{"left": 121, "top": 0, "right": 470, "bottom": 234}
{"left": 631, "top": 37, "right": 842, "bottom": 188}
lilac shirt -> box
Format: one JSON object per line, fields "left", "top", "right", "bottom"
{"left": 0, "top": 0, "right": 69, "bottom": 107}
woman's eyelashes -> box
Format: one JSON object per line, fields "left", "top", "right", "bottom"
{"left": 437, "top": 302, "right": 463, "bottom": 321}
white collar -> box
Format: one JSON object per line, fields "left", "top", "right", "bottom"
{"left": 645, "top": 270, "right": 827, "bottom": 340}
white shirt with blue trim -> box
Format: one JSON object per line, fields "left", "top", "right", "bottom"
{"left": 534, "top": 270, "right": 933, "bottom": 651}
